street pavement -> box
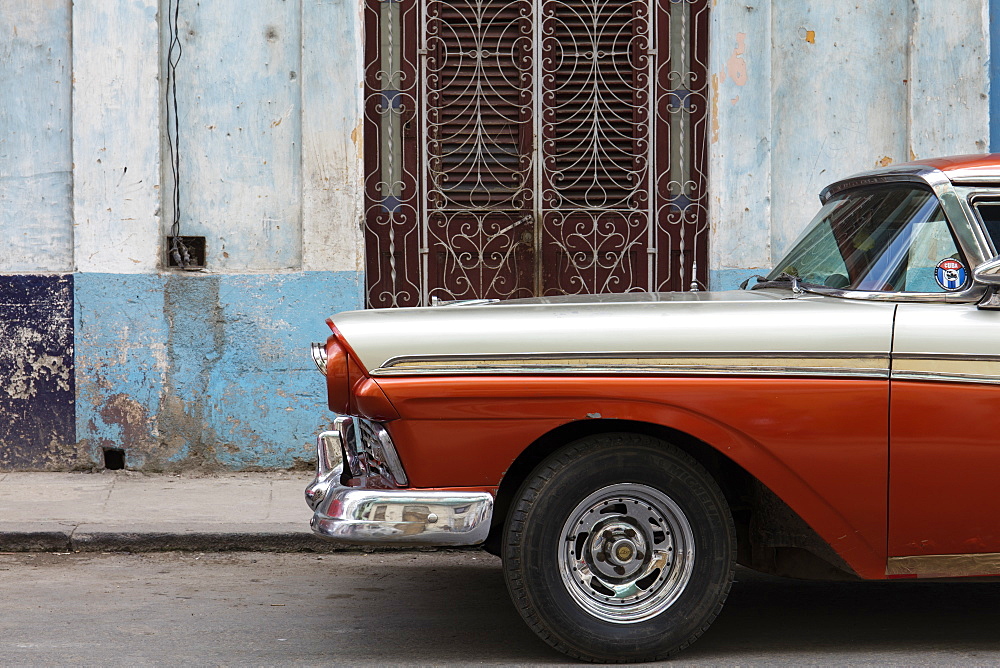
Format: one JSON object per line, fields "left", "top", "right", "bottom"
{"left": 0, "top": 470, "right": 328, "bottom": 553}
{"left": 4, "top": 472, "right": 1000, "bottom": 664}
{"left": 4, "top": 551, "right": 1000, "bottom": 666}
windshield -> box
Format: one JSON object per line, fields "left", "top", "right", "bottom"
{"left": 768, "top": 184, "right": 967, "bottom": 293}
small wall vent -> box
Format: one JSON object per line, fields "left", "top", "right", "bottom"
{"left": 166, "top": 236, "right": 207, "bottom": 270}
{"left": 103, "top": 448, "right": 126, "bottom": 470}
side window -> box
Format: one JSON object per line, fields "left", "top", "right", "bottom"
{"left": 846, "top": 191, "right": 963, "bottom": 293}
{"left": 773, "top": 184, "right": 968, "bottom": 294}
{"left": 973, "top": 202, "right": 1000, "bottom": 255}
{"left": 900, "top": 214, "right": 962, "bottom": 292}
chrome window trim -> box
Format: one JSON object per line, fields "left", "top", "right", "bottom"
{"left": 820, "top": 166, "right": 952, "bottom": 201}
{"left": 963, "top": 189, "right": 1000, "bottom": 256}
{"left": 803, "top": 169, "right": 990, "bottom": 304}
{"left": 796, "top": 285, "right": 985, "bottom": 303}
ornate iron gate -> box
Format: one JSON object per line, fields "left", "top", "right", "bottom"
{"left": 363, "top": 0, "right": 709, "bottom": 308}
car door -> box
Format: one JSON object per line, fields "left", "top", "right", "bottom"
{"left": 888, "top": 208, "right": 1000, "bottom": 576}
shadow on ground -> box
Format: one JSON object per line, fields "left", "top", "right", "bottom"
{"left": 321, "top": 556, "right": 1000, "bottom": 665}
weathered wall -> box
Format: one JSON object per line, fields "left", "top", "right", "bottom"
{"left": 0, "top": 276, "right": 76, "bottom": 470}
{"left": 1, "top": 1, "right": 365, "bottom": 470}
{"left": 0, "top": 0, "right": 995, "bottom": 469}
{"left": 75, "top": 273, "right": 362, "bottom": 471}
{"left": 708, "top": 0, "right": 991, "bottom": 290}
{"left": 0, "top": 2, "right": 73, "bottom": 272}
{"left": 73, "top": 0, "right": 162, "bottom": 274}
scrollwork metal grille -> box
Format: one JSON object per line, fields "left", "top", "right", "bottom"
{"left": 363, "top": 0, "right": 708, "bottom": 307}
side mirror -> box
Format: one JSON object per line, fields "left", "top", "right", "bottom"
{"left": 974, "top": 256, "right": 1000, "bottom": 286}
{"left": 975, "top": 256, "right": 1000, "bottom": 309}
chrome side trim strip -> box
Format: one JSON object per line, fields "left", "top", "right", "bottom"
{"left": 308, "top": 464, "right": 494, "bottom": 546}
{"left": 892, "top": 352, "right": 1000, "bottom": 385}
{"left": 380, "top": 350, "right": 888, "bottom": 366}
{"left": 891, "top": 371, "right": 1000, "bottom": 385}
{"left": 893, "top": 352, "right": 1000, "bottom": 363}
{"left": 372, "top": 350, "right": 890, "bottom": 379}
{"left": 373, "top": 364, "right": 889, "bottom": 379}
{"left": 887, "top": 553, "right": 1000, "bottom": 578}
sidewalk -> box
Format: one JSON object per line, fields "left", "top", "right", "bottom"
{"left": 0, "top": 470, "right": 340, "bottom": 553}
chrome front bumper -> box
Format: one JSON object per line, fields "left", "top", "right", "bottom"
{"left": 305, "top": 426, "right": 493, "bottom": 546}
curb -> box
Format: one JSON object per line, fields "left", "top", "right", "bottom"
{"left": 0, "top": 525, "right": 341, "bottom": 553}
{"left": 0, "top": 528, "right": 470, "bottom": 553}
{"left": 0, "top": 529, "right": 74, "bottom": 552}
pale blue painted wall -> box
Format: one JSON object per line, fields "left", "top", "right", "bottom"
{"left": 75, "top": 272, "right": 363, "bottom": 470}
{"left": 0, "top": 3, "right": 74, "bottom": 272}
{"left": 0, "top": 2, "right": 367, "bottom": 470}
{"left": 169, "top": 0, "right": 304, "bottom": 271}
{"left": 993, "top": 0, "right": 1000, "bottom": 151}
{"left": 708, "top": 0, "right": 990, "bottom": 290}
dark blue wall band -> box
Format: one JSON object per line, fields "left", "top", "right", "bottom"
{"left": 0, "top": 275, "right": 75, "bottom": 469}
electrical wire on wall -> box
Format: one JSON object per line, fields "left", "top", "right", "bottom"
{"left": 165, "top": 0, "right": 191, "bottom": 268}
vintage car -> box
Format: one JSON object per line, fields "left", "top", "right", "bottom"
{"left": 305, "top": 154, "right": 1000, "bottom": 662}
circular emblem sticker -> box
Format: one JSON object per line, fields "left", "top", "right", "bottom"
{"left": 935, "top": 258, "right": 967, "bottom": 291}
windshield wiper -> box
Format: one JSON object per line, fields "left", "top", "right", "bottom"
{"left": 740, "top": 272, "right": 805, "bottom": 294}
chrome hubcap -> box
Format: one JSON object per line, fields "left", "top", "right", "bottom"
{"left": 558, "top": 483, "right": 695, "bottom": 623}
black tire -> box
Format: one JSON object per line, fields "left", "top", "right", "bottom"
{"left": 502, "top": 433, "right": 735, "bottom": 663}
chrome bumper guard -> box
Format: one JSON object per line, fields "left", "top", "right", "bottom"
{"left": 305, "top": 423, "right": 493, "bottom": 546}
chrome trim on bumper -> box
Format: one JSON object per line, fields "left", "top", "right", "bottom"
{"left": 307, "top": 464, "right": 494, "bottom": 546}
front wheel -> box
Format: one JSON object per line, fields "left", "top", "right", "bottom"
{"left": 502, "top": 433, "right": 735, "bottom": 663}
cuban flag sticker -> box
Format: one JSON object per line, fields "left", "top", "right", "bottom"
{"left": 934, "top": 258, "right": 967, "bottom": 291}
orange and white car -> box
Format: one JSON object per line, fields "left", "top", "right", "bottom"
{"left": 306, "top": 154, "right": 1000, "bottom": 662}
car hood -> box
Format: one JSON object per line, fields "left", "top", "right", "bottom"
{"left": 331, "top": 290, "right": 897, "bottom": 375}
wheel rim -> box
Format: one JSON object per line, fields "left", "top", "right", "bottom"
{"left": 557, "top": 483, "right": 695, "bottom": 623}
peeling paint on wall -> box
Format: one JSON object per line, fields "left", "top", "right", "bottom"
{"left": 724, "top": 33, "right": 748, "bottom": 87}
{"left": 0, "top": 276, "right": 78, "bottom": 470}
{"left": 75, "top": 272, "right": 363, "bottom": 472}
{"left": 710, "top": 73, "right": 720, "bottom": 144}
